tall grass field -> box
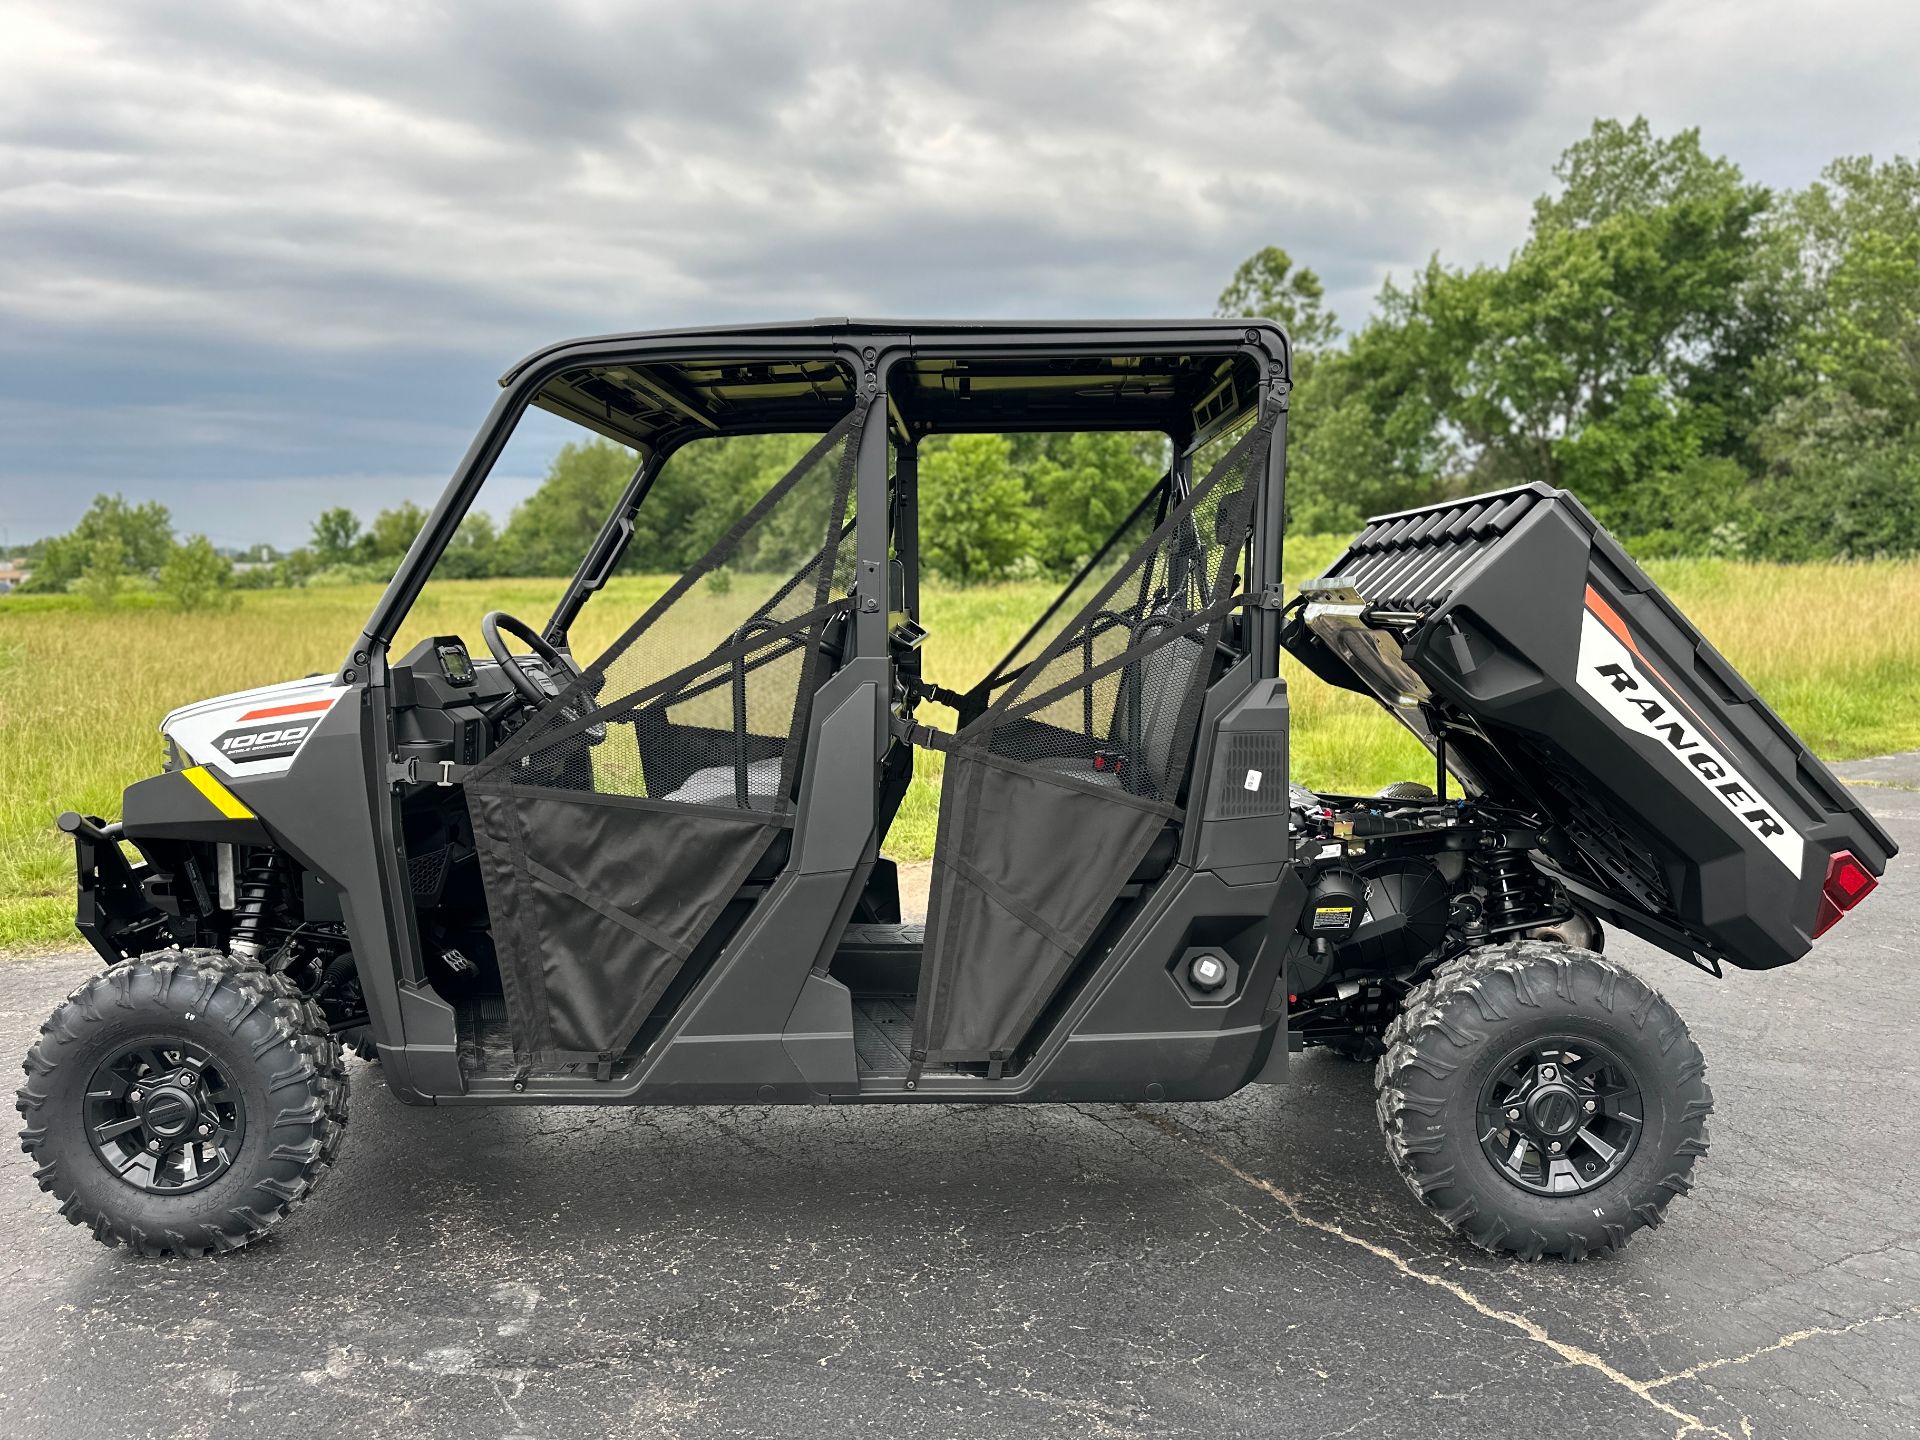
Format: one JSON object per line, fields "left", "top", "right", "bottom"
{"left": 3, "top": 538, "right": 1916, "bottom": 949}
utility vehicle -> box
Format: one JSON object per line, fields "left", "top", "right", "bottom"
{"left": 18, "top": 320, "right": 1895, "bottom": 1261}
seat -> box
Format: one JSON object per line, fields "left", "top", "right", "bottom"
{"left": 1008, "top": 628, "right": 1207, "bottom": 885}
{"left": 1032, "top": 755, "right": 1123, "bottom": 789}
{"left": 662, "top": 757, "right": 782, "bottom": 809}
{"left": 657, "top": 611, "right": 853, "bottom": 811}
{"left": 1126, "top": 629, "right": 1208, "bottom": 794}
{"left": 1025, "top": 763, "right": 1181, "bottom": 883}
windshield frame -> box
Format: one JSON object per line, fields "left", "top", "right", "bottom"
{"left": 347, "top": 339, "right": 863, "bottom": 679}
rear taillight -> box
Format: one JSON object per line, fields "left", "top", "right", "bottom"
{"left": 1813, "top": 849, "right": 1878, "bottom": 938}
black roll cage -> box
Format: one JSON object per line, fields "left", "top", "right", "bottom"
{"left": 345, "top": 319, "right": 1293, "bottom": 686}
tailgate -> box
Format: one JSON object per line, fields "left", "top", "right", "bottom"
{"left": 1285, "top": 483, "right": 1897, "bottom": 970}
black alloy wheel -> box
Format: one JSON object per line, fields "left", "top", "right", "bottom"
{"left": 1475, "top": 1035, "right": 1643, "bottom": 1195}
{"left": 83, "top": 1037, "right": 247, "bottom": 1195}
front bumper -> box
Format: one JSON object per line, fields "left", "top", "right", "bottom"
{"left": 57, "top": 811, "right": 169, "bottom": 964}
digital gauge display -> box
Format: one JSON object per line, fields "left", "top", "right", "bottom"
{"left": 436, "top": 640, "right": 476, "bottom": 686}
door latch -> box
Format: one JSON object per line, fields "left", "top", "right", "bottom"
{"left": 387, "top": 756, "right": 464, "bottom": 788}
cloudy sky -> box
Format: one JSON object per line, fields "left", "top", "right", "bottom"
{"left": 2, "top": 0, "right": 1916, "bottom": 549}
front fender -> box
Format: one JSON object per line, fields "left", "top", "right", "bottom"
{"left": 123, "top": 766, "right": 273, "bottom": 846}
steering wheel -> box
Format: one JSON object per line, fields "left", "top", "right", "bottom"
{"left": 480, "top": 611, "right": 605, "bottom": 743}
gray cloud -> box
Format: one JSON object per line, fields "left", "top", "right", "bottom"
{"left": 1, "top": 0, "right": 1915, "bottom": 546}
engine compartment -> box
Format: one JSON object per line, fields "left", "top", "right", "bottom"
{"left": 1281, "top": 783, "right": 1596, "bottom": 1055}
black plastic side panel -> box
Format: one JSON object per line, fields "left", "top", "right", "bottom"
{"left": 1192, "top": 669, "right": 1290, "bottom": 874}
{"left": 226, "top": 690, "right": 460, "bottom": 1102}
{"left": 1015, "top": 867, "right": 1297, "bottom": 1102}
{"left": 782, "top": 973, "right": 858, "bottom": 1096}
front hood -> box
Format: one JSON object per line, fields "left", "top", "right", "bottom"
{"left": 164, "top": 676, "right": 350, "bottom": 779}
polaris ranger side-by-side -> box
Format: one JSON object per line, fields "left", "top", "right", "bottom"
{"left": 18, "top": 320, "right": 1895, "bottom": 1261}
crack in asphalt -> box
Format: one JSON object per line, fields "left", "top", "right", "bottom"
{"left": 1644, "top": 1304, "right": 1920, "bottom": 1390}
{"left": 1135, "top": 1109, "right": 1743, "bottom": 1440}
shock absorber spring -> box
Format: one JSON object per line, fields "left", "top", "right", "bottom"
{"left": 230, "top": 849, "right": 286, "bottom": 960}
{"left": 1477, "top": 849, "right": 1546, "bottom": 931}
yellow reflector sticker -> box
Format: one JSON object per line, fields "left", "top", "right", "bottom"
{"left": 182, "top": 766, "right": 255, "bottom": 820}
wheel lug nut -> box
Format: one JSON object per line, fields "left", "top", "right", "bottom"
{"left": 196, "top": 1124, "right": 212, "bottom": 1137}
{"left": 1549, "top": 1141, "right": 1562, "bottom": 1154}
{"left": 129, "top": 1090, "right": 144, "bottom": 1104}
{"left": 1507, "top": 1108, "right": 1521, "bottom": 1121}
{"left": 148, "top": 1140, "right": 162, "bottom": 1152}
{"left": 1583, "top": 1100, "right": 1595, "bottom": 1112}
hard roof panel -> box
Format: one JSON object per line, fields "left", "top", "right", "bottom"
{"left": 504, "top": 317, "right": 1287, "bottom": 385}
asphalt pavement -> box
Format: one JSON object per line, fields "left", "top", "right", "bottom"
{"left": 0, "top": 773, "right": 1914, "bottom": 1439}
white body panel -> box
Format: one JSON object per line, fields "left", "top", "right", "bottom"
{"left": 163, "top": 677, "right": 350, "bottom": 779}
{"left": 1575, "top": 612, "right": 1804, "bottom": 878}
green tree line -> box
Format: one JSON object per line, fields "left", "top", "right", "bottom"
{"left": 13, "top": 495, "right": 239, "bottom": 611}
{"left": 15, "top": 117, "right": 1917, "bottom": 605}
{"left": 1263, "top": 118, "right": 1920, "bottom": 558}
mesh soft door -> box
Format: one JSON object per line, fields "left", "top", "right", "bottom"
{"left": 466, "top": 408, "right": 865, "bottom": 1065}
{"left": 913, "top": 413, "right": 1277, "bottom": 1068}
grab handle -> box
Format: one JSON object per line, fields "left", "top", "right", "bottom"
{"left": 730, "top": 617, "right": 782, "bottom": 807}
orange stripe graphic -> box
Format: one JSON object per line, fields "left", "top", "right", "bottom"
{"left": 238, "top": 697, "right": 336, "bottom": 722}
{"left": 1583, "top": 586, "right": 1640, "bottom": 656}
{"left": 1582, "top": 586, "right": 1723, "bottom": 745}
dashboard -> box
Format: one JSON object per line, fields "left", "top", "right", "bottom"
{"left": 392, "top": 635, "right": 519, "bottom": 709}
{"left": 390, "top": 634, "right": 522, "bottom": 773}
